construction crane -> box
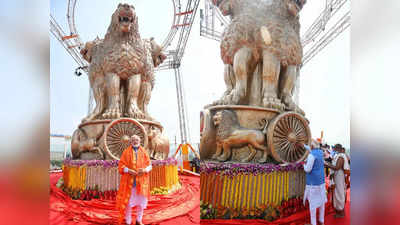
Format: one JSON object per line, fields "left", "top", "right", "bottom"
{"left": 50, "top": 0, "right": 200, "bottom": 145}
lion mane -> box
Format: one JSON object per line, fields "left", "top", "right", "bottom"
{"left": 88, "top": 3, "right": 147, "bottom": 77}
{"left": 104, "top": 4, "right": 140, "bottom": 42}
{"left": 219, "top": 0, "right": 303, "bottom": 66}
{"left": 215, "top": 110, "right": 241, "bottom": 141}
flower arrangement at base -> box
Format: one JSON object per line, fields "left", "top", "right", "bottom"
{"left": 151, "top": 186, "right": 169, "bottom": 195}
{"left": 61, "top": 158, "right": 180, "bottom": 200}
{"left": 279, "top": 197, "right": 307, "bottom": 218}
{"left": 200, "top": 161, "right": 304, "bottom": 177}
{"left": 201, "top": 197, "right": 307, "bottom": 220}
{"left": 200, "top": 201, "right": 217, "bottom": 219}
{"left": 60, "top": 183, "right": 118, "bottom": 201}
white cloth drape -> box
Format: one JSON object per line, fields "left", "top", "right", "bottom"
{"left": 332, "top": 153, "right": 348, "bottom": 211}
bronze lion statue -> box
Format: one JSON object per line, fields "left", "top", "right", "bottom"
{"left": 211, "top": 0, "right": 306, "bottom": 115}
{"left": 80, "top": 3, "right": 166, "bottom": 122}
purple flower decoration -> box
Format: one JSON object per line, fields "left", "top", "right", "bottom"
{"left": 63, "top": 159, "right": 120, "bottom": 168}
{"left": 200, "top": 161, "right": 304, "bottom": 177}
{"left": 64, "top": 158, "right": 178, "bottom": 168}
{"left": 151, "top": 158, "right": 178, "bottom": 166}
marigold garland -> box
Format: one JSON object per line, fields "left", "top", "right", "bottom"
{"left": 61, "top": 158, "right": 179, "bottom": 200}
{"left": 200, "top": 162, "right": 306, "bottom": 214}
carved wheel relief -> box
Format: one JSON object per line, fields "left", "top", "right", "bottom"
{"left": 267, "top": 112, "right": 311, "bottom": 163}
{"left": 104, "top": 118, "right": 148, "bottom": 160}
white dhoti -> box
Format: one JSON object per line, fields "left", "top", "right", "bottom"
{"left": 333, "top": 169, "right": 346, "bottom": 211}
{"left": 125, "top": 187, "right": 148, "bottom": 225}
{"left": 332, "top": 153, "right": 349, "bottom": 211}
{"left": 303, "top": 184, "right": 327, "bottom": 225}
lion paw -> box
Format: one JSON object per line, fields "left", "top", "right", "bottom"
{"left": 127, "top": 105, "right": 144, "bottom": 119}
{"left": 240, "top": 157, "right": 251, "bottom": 163}
{"left": 282, "top": 95, "right": 305, "bottom": 115}
{"left": 262, "top": 97, "right": 284, "bottom": 111}
{"left": 258, "top": 156, "right": 268, "bottom": 163}
{"left": 217, "top": 155, "right": 229, "bottom": 162}
{"left": 211, "top": 153, "right": 220, "bottom": 159}
{"left": 102, "top": 106, "right": 121, "bottom": 119}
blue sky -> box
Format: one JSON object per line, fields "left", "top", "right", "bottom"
{"left": 50, "top": 0, "right": 350, "bottom": 148}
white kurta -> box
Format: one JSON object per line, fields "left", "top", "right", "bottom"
{"left": 123, "top": 164, "right": 152, "bottom": 208}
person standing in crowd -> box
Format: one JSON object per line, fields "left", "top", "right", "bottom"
{"left": 322, "top": 144, "right": 332, "bottom": 177}
{"left": 329, "top": 145, "right": 337, "bottom": 158}
{"left": 116, "top": 135, "right": 152, "bottom": 225}
{"left": 325, "top": 143, "right": 350, "bottom": 218}
{"left": 303, "top": 139, "right": 327, "bottom": 225}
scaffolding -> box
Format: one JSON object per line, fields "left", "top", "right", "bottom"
{"left": 199, "top": 0, "right": 350, "bottom": 104}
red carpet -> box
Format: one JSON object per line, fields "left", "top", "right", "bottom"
{"left": 49, "top": 172, "right": 200, "bottom": 225}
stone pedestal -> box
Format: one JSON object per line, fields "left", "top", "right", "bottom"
{"left": 200, "top": 105, "right": 311, "bottom": 164}
{"left": 71, "top": 118, "right": 163, "bottom": 160}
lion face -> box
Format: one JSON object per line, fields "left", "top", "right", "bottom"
{"left": 287, "top": 0, "right": 306, "bottom": 17}
{"left": 149, "top": 38, "right": 167, "bottom": 67}
{"left": 115, "top": 3, "right": 136, "bottom": 33}
{"left": 213, "top": 111, "right": 223, "bottom": 127}
{"left": 80, "top": 42, "right": 93, "bottom": 63}
{"left": 213, "top": 0, "right": 232, "bottom": 16}
{"left": 80, "top": 38, "right": 101, "bottom": 63}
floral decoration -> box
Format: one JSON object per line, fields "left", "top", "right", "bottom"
{"left": 200, "top": 161, "right": 304, "bottom": 177}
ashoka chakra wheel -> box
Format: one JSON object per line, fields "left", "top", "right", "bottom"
{"left": 104, "top": 118, "right": 148, "bottom": 160}
{"left": 267, "top": 112, "right": 311, "bottom": 163}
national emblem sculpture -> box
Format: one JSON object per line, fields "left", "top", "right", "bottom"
{"left": 71, "top": 4, "right": 169, "bottom": 160}
{"left": 211, "top": 0, "right": 305, "bottom": 115}
{"left": 201, "top": 0, "right": 311, "bottom": 164}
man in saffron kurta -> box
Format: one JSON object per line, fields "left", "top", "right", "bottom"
{"left": 116, "top": 135, "right": 152, "bottom": 225}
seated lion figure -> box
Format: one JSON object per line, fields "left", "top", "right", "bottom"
{"left": 212, "top": 0, "right": 306, "bottom": 115}
{"left": 212, "top": 110, "right": 269, "bottom": 163}
{"left": 80, "top": 3, "right": 166, "bottom": 122}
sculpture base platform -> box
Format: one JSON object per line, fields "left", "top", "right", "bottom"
{"left": 72, "top": 118, "right": 164, "bottom": 160}
{"left": 61, "top": 159, "right": 179, "bottom": 200}
{"left": 50, "top": 171, "right": 200, "bottom": 224}
{"left": 200, "top": 105, "right": 311, "bottom": 164}
{"left": 200, "top": 161, "right": 306, "bottom": 220}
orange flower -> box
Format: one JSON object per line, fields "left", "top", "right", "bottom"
{"left": 242, "top": 209, "right": 249, "bottom": 217}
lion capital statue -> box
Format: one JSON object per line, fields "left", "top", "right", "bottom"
{"left": 211, "top": 0, "right": 306, "bottom": 115}
{"left": 80, "top": 3, "right": 166, "bottom": 122}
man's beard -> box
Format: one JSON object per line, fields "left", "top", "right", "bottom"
{"left": 132, "top": 143, "right": 140, "bottom": 147}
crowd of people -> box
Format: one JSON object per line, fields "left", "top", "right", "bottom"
{"left": 303, "top": 140, "right": 351, "bottom": 225}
